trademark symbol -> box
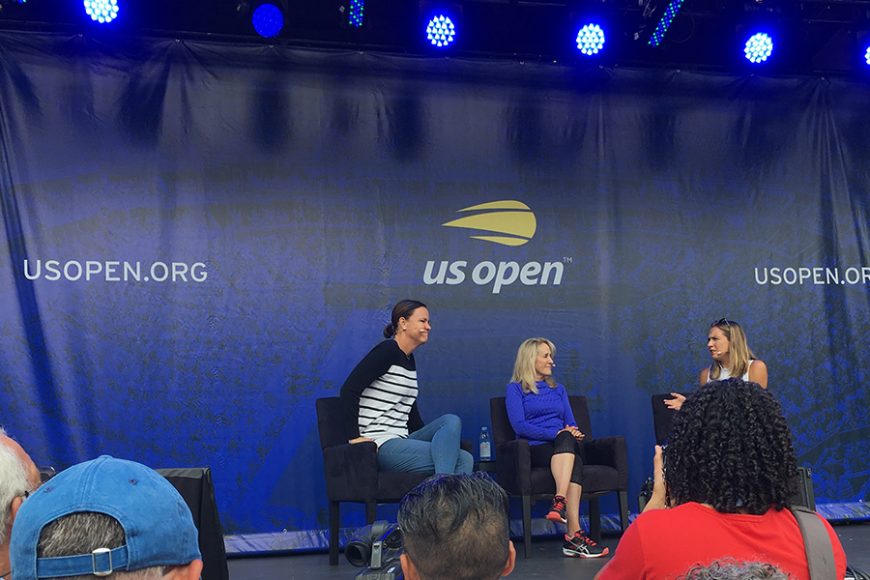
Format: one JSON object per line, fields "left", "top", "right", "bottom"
{"left": 562, "top": 257, "right": 574, "bottom": 264}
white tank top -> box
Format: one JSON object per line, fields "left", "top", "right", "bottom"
{"left": 708, "top": 359, "right": 753, "bottom": 382}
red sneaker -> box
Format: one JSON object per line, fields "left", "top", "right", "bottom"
{"left": 562, "top": 530, "right": 609, "bottom": 558}
{"left": 546, "top": 495, "right": 567, "bottom": 524}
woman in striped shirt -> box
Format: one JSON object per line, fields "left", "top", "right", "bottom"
{"left": 340, "top": 300, "right": 472, "bottom": 475}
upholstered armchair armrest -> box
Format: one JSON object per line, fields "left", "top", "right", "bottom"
{"left": 583, "top": 436, "right": 629, "bottom": 488}
{"left": 323, "top": 442, "right": 380, "bottom": 500}
{"left": 495, "top": 439, "right": 532, "bottom": 495}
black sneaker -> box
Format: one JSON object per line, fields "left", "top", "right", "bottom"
{"left": 562, "top": 531, "right": 609, "bottom": 558}
{"left": 546, "top": 495, "right": 567, "bottom": 524}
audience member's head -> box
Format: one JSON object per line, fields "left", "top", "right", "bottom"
{"left": 10, "top": 455, "right": 202, "bottom": 580}
{"left": 666, "top": 379, "right": 798, "bottom": 514}
{"left": 0, "top": 427, "right": 40, "bottom": 578}
{"left": 680, "top": 559, "right": 790, "bottom": 579}
{"left": 398, "top": 472, "right": 515, "bottom": 580}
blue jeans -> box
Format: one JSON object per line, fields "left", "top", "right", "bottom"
{"left": 377, "top": 414, "right": 473, "bottom": 475}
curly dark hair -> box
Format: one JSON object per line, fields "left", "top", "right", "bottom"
{"left": 665, "top": 378, "right": 798, "bottom": 514}
{"left": 680, "top": 559, "right": 789, "bottom": 579}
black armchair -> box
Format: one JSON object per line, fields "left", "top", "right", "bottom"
{"left": 316, "top": 397, "right": 432, "bottom": 565}
{"left": 490, "top": 395, "right": 629, "bottom": 558}
{"left": 651, "top": 392, "right": 685, "bottom": 445}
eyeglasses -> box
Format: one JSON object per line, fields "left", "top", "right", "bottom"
{"left": 712, "top": 318, "right": 732, "bottom": 329}
{"left": 39, "top": 465, "right": 56, "bottom": 483}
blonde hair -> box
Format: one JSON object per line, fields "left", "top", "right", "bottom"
{"left": 511, "top": 338, "right": 557, "bottom": 394}
{"left": 709, "top": 320, "right": 756, "bottom": 380}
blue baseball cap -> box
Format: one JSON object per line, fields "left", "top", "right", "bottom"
{"left": 10, "top": 455, "right": 201, "bottom": 579}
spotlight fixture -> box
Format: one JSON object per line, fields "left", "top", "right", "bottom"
{"left": 338, "top": 0, "right": 365, "bottom": 29}
{"left": 348, "top": 0, "right": 364, "bottom": 28}
{"left": 648, "top": 0, "right": 685, "bottom": 47}
{"left": 426, "top": 14, "right": 456, "bottom": 48}
{"left": 744, "top": 32, "right": 773, "bottom": 63}
{"left": 252, "top": 0, "right": 286, "bottom": 38}
{"left": 856, "top": 30, "right": 870, "bottom": 69}
{"left": 575, "top": 23, "right": 606, "bottom": 56}
{"left": 83, "top": 0, "right": 119, "bottom": 24}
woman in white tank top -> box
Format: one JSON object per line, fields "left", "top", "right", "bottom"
{"left": 666, "top": 318, "right": 768, "bottom": 410}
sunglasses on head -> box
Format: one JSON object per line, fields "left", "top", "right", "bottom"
{"left": 712, "top": 318, "right": 733, "bottom": 329}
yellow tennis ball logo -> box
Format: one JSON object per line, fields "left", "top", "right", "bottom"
{"left": 442, "top": 201, "right": 536, "bottom": 247}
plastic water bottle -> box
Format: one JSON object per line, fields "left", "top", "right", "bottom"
{"left": 479, "top": 426, "right": 492, "bottom": 461}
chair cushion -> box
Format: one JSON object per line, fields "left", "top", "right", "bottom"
{"left": 525, "top": 465, "right": 620, "bottom": 496}
{"left": 376, "top": 471, "right": 432, "bottom": 502}
{"left": 323, "top": 443, "right": 379, "bottom": 501}
{"left": 529, "top": 469, "right": 558, "bottom": 495}
{"left": 580, "top": 465, "right": 621, "bottom": 493}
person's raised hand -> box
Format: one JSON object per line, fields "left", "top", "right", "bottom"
{"left": 642, "top": 445, "right": 669, "bottom": 512}
{"left": 664, "top": 392, "right": 686, "bottom": 411}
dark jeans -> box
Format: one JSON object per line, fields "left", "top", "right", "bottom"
{"left": 530, "top": 430, "right": 584, "bottom": 486}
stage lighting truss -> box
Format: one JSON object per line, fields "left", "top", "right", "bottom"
{"left": 576, "top": 23, "right": 606, "bottom": 56}
{"left": 83, "top": 0, "right": 119, "bottom": 24}
{"left": 744, "top": 32, "right": 773, "bottom": 63}
{"left": 426, "top": 14, "right": 456, "bottom": 48}
{"left": 0, "top": 0, "right": 26, "bottom": 16}
{"left": 648, "top": 0, "right": 685, "bottom": 47}
{"left": 0, "top": 0, "right": 866, "bottom": 75}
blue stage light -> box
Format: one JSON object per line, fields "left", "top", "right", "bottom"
{"left": 426, "top": 15, "right": 456, "bottom": 48}
{"left": 744, "top": 32, "right": 773, "bottom": 64}
{"left": 83, "top": 0, "right": 119, "bottom": 24}
{"left": 648, "top": 0, "right": 685, "bottom": 47}
{"left": 575, "top": 23, "right": 606, "bottom": 56}
{"left": 865, "top": 45, "right": 870, "bottom": 67}
{"left": 253, "top": 2, "right": 284, "bottom": 38}
{"left": 348, "top": 0, "right": 364, "bottom": 28}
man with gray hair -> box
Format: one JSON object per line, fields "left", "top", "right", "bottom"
{"left": 11, "top": 455, "right": 202, "bottom": 580}
{"left": 0, "top": 427, "right": 40, "bottom": 580}
{"left": 398, "top": 472, "right": 515, "bottom": 580}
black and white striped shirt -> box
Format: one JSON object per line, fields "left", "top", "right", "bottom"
{"left": 340, "top": 340, "right": 424, "bottom": 447}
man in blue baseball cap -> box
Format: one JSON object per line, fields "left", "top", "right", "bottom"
{"left": 10, "top": 455, "right": 202, "bottom": 580}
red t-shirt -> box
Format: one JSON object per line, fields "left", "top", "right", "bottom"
{"left": 596, "top": 502, "right": 847, "bottom": 580}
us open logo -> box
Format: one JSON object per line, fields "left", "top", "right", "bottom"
{"left": 441, "top": 200, "right": 537, "bottom": 247}
{"left": 423, "top": 201, "right": 564, "bottom": 295}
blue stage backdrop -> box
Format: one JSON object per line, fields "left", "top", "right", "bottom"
{"left": 1, "top": 32, "right": 868, "bottom": 548}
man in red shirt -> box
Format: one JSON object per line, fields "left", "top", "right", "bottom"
{"left": 596, "top": 379, "right": 847, "bottom": 580}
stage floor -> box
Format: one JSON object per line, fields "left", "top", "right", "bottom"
{"left": 227, "top": 522, "right": 870, "bottom": 579}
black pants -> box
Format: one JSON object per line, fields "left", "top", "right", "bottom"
{"left": 530, "top": 430, "right": 584, "bottom": 486}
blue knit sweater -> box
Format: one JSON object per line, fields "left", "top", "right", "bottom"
{"left": 505, "top": 381, "right": 577, "bottom": 445}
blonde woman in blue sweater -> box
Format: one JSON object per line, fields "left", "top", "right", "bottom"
{"left": 505, "top": 338, "right": 608, "bottom": 559}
